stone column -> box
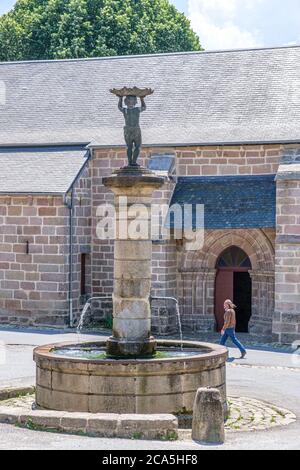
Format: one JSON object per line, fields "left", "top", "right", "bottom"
{"left": 103, "top": 168, "right": 164, "bottom": 357}
{"left": 274, "top": 146, "right": 300, "bottom": 344}
{"left": 249, "top": 270, "right": 275, "bottom": 337}
{"left": 192, "top": 388, "right": 225, "bottom": 444}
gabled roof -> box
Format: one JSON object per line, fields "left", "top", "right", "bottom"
{"left": 0, "top": 46, "right": 299, "bottom": 147}
{"left": 170, "top": 175, "right": 276, "bottom": 230}
{"left": 0, "top": 146, "right": 89, "bottom": 194}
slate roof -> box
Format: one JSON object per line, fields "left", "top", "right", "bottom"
{"left": 147, "top": 154, "right": 175, "bottom": 176}
{"left": 169, "top": 175, "right": 276, "bottom": 230}
{"left": 0, "top": 147, "right": 89, "bottom": 194}
{"left": 0, "top": 46, "right": 299, "bottom": 147}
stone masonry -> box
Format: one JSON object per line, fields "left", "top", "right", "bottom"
{"left": 0, "top": 143, "right": 300, "bottom": 344}
{"left": 274, "top": 146, "right": 300, "bottom": 343}
{"left": 0, "top": 195, "right": 70, "bottom": 326}
{"left": 0, "top": 164, "right": 91, "bottom": 327}
{"left": 90, "top": 144, "right": 281, "bottom": 338}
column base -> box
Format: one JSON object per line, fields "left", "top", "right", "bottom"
{"left": 106, "top": 336, "right": 157, "bottom": 358}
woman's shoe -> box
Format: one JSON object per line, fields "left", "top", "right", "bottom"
{"left": 240, "top": 352, "right": 247, "bottom": 359}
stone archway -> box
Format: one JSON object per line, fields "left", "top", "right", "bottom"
{"left": 215, "top": 246, "right": 252, "bottom": 333}
{"left": 178, "top": 229, "right": 275, "bottom": 335}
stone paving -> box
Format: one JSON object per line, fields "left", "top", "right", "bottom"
{"left": 0, "top": 394, "right": 178, "bottom": 441}
{"left": 0, "top": 393, "right": 295, "bottom": 441}
{"left": 0, "top": 394, "right": 34, "bottom": 409}
{"left": 226, "top": 397, "right": 296, "bottom": 432}
{"left": 228, "top": 362, "right": 300, "bottom": 373}
{"left": 173, "top": 332, "right": 295, "bottom": 353}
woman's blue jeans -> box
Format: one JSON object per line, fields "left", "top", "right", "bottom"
{"left": 220, "top": 328, "right": 246, "bottom": 354}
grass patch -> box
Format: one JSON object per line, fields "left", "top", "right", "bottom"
{"left": 160, "top": 431, "right": 178, "bottom": 441}
{"left": 132, "top": 432, "right": 143, "bottom": 440}
{"left": 15, "top": 420, "right": 86, "bottom": 436}
{"left": 175, "top": 407, "right": 192, "bottom": 416}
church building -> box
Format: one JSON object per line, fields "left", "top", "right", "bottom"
{"left": 0, "top": 45, "right": 299, "bottom": 344}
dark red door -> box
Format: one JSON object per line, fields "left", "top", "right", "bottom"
{"left": 215, "top": 270, "right": 233, "bottom": 332}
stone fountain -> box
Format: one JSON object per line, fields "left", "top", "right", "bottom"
{"left": 34, "top": 87, "right": 228, "bottom": 414}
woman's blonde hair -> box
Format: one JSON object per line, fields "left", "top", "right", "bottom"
{"left": 224, "top": 299, "right": 236, "bottom": 309}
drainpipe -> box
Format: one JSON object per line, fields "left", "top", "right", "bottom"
{"left": 64, "top": 189, "right": 74, "bottom": 327}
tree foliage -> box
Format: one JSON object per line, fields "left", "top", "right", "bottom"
{"left": 0, "top": 0, "right": 202, "bottom": 61}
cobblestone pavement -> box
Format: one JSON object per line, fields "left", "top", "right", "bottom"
{"left": 226, "top": 397, "right": 296, "bottom": 432}
{"left": 0, "top": 394, "right": 34, "bottom": 409}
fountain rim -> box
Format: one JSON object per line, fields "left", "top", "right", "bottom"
{"left": 33, "top": 339, "right": 228, "bottom": 365}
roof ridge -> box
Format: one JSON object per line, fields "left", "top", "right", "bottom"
{"left": 0, "top": 44, "right": 299, "bottom": 66}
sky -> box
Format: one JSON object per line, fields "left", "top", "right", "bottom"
{"left": 0, "top": 0, "right": 300, "bottom": 51}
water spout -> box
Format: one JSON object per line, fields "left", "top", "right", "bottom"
{"left": 77, "top": 296, "right": 112, "bottom": 337}
{"left": 77, "top": 302, "right": 91, "bottom": 335}
{"left": 150, "top": 295, "right": 183, "bottom": 351}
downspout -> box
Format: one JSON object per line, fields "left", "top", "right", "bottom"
{"left": 64, "top": 189, "right": 74, "bottom": 327}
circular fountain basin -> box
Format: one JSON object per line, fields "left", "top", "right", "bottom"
{"left": 34, "top": 340, "right": 228, "bottom": 414}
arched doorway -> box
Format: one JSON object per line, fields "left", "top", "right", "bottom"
{"left": 215, "top": 246, "right": 252, "bottom": 333}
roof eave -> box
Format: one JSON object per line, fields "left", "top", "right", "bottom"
{"left": 0, "top": 191, "right": 66, "bottom": 196}
{"left": 0, "top": 43, "right": 299, "bottom": 67}
{"left": 89, "top": 139, "right": 300, "bottom": 149}
{"left": 0, "top": 142, "right": 90, "bottom": 149}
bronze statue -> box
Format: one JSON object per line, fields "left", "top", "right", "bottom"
{"left": 110, "top": 87, "right": 154, "bottom": 167}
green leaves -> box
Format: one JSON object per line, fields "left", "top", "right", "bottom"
{"left": 0, "top": 0, "right": 202, "bottom": 61}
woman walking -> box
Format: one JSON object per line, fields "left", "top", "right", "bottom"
{"left": 220, "top": 299, "right": 247, "bottom": 359}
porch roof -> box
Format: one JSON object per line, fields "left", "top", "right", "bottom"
{"left": 169, "top": 175, "right": 276, "bottom": 230}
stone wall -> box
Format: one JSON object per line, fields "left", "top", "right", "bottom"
{"left": 0, "top": 143, "right": 293, "bottom": 341}
{"left": 0, "top": 195, "right": 70, "bottom": 326}
{"left": 0, "top": 165, "right": 92, "bottom": 328}
{"left": 90, "top": 150, "right": 121, "bottom": 323}
{"left": 90, "top": 145, "right": 280, "bottom": 337}
{"left": 176, "top": 145, "right": 281, "bottom": 177}
{"left": 274, "top": 149, "right": 300, "bottom": 343}
{"left": 69, "top": 165, "right": 92, "bottom": 325}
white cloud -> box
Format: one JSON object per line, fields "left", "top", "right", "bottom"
{"left": 284, "top": 39, "right": 300, "bottom": 46}
{"left": 193, "top": 0, "right": 240, "bottom": 17}
{"left": 188, "top": 0, "right": 263, "bottom": 50}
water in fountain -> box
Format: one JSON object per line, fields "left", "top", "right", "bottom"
{"left": 53, "top": 346, "right": 203, "bottom": 360}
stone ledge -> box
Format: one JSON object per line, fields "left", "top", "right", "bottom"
{"left": 276, "top": 163, "right": 300, "bottom": 180}
{"left": 0, "top": 405, "right": 178, "bottom": 440}
{"left": 0, "top": 386, "right": 35, "bottom": 401}
{"left": 0, "top": 393, "right": 296, "bottom": 441}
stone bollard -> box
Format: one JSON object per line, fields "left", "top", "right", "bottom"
{"left": 192, "top": 387, "right": 225, "bottom": 444}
